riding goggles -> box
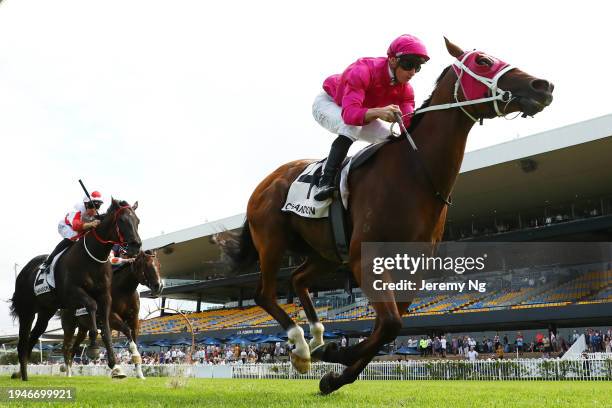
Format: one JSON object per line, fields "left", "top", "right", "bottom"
{"left": 398, "top": 56, "right": 425, "bottom": 73}
{"left": 85, "top": 201, "right": 103, "bottom": 210}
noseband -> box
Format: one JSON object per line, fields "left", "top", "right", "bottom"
{"left": 133, "top": 251, "right": 159, "bottom": 289}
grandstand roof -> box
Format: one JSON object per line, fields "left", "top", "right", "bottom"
{"left": 141, "top": 114, "right": 612, "bottom": 299}
{"left": 450, "top": 113, "right": 612, "bottom": 222}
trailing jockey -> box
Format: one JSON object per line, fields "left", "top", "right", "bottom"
{"left": 109, "top": 244, "right": 134, "bottom": 270}
{"left": 312, "top": 34, "right": 429, "bottom": 201}
{"left": 38, "top": 190, "right": 104, "bottom": 272}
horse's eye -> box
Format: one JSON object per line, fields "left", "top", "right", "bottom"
{"left": 476, "top": 55, "right": 494, "bottom": 67}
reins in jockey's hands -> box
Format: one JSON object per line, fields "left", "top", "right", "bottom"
{"left": 83, "top": 219, "right": 101, "bottom": 230}
{"left": 109, "top": 255, "right": 135, "bottom": 265}
{"left": 365, "top": 104, "right": 403, "bottom": 123}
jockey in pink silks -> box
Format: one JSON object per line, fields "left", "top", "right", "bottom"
{"left": 312, "top": 34, "right": 429, "bottom": 201}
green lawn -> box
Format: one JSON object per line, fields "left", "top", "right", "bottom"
{"left": 0, "top": 376, "right": 609, "bottom": 407}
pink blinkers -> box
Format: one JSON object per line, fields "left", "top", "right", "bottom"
{"left": 452, "top": 51, "right": 511, "bottom": 101}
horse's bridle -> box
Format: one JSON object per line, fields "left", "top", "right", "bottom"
{"left": 83, "top": 205, "right": 135, "bottom": 264}
{"left": 132, "top": 251, "right": 159, "bottom": 288}
{"left": 413, "top": 50, "right": 516, "bottom": 122}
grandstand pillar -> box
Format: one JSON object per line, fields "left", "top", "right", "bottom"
{"left": 286, "top": 287, "right": 294, "bottom": 304}
{"left": 344, "top": 273, "right": 354, "bottom": 302}
{"left": 238, "top": 288, "right": 244, "bottom": 308}
{"left": 196, "top": 295, "right": 202, "bottom": 312}
{"left": 161, "top": 297, "right": 167, "bottom": 316}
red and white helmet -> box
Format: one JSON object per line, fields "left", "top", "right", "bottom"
{"left": 387, "top": 34, "right": 429, "bottom": 61}
{"left": 83, "top": 190, "right": 104, "bottom": 205}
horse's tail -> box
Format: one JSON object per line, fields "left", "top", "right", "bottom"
{"left": 9, "top": 256, "right": 44, "bottom": 321}
{"left": 213, "top": 220, "right": 259, "bottom": 274}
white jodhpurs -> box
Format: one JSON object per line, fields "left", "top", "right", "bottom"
{"left": 58, "top": 222, "right": 78, "bottom": 240}
{"left": 312, "top": 92, "right": 392, "bottom": 144}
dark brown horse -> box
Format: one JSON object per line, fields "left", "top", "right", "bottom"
{"left": 218, "top": 38, "right": 554, "bottom": 394}
{"left": 60, "top": 249, "right": 162, "bottom": 379}
{"left": 10, "top": 199, "right": 142, "bottom": 380}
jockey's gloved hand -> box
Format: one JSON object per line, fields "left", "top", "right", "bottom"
{"left": 85, "top": 220, "right": 101, "bottom": 230}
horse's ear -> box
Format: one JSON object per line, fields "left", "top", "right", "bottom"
{"left": 132, "top": 201, "right": 138, "bottom": 211}
{"left": 444, "top": 37, "right": 464, "bottom": 59}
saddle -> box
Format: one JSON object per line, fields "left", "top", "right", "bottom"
{"left": 282, "top": 138, "right": 395, "bottom": 262}
{"left": 33, "top": 248, "right": 67, "bottom": 296}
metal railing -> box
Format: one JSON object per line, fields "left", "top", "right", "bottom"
{"left": 232, "top": 358, "right": 612, "bottom": 381}
{"left": 1, "top": 358, "right": 610, "bottom": 380}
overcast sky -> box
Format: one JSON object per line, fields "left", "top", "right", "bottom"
{"left": 0, "top": 0, "right": 609, "bottom": 332}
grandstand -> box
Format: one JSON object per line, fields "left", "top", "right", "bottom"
{"left": 138, "top": 114, "right": 612, "bottom": 341}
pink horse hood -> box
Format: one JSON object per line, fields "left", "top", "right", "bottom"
{"left": 452, "top": 51, "right": 510, "bottom": 101}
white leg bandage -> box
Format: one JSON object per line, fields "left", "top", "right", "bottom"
{"left": 309, "top": 322, "right": 325, "bottom": 350}
{"left": 129, "top": 341, "right": 142, "bottom": 364}
{"left": 287, "top": 325, "right": 310, "bottom": 359}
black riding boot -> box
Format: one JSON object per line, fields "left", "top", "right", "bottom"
{"left": 39, "top": 238, "right": 73, "bottom": 270}
{"left": 314, "top": 135, "right": 353, "bottom": 201}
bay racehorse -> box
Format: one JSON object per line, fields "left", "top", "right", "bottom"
{"left": 60, "top": 249, "right": 163, "bottom": 379}
{"left": 10, "top": 199, "right": 142, "bottom": 380}
{"left": 218, "top": 38, "right": 554, "bottom": 394}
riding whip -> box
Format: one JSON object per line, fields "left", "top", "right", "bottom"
{"left": 78, "top": 179, "right": 100, "bottom": 216}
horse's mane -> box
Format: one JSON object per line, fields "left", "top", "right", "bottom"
{"left": 407, "top": 65, "right": 452, "bottom": 133}
{"left": 107, "top": 199, "right": 130, "bottom": 212}
{"left": 100, "top": 199, "right": 131, "bottom": 222}
{"left": 112, "top": 262, "right": 131, "bottom": 275}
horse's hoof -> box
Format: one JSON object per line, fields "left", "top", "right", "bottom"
{"left": 319, "top": 371, "right": 341, "bottom": 395}
{"left": 290, "top": 352, "right": 311, "bottom": 374}
{"left": 86, "top": 347, "right": 100, "bottom": 360}
{"left": 111, "top": 367, "right": 127, "bottom": 379}
{"left": 311, "top": 342, "right": 338, "bottom": 362}
{"left": 309, "top": 339, "right": 325, "bottom": 352}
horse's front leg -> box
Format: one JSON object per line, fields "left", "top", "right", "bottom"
{"left": 111, "top": 313, "right": 144, "bottom": 379}
{"left": 318, "top": 258, "right": 403, "bottom": 394}
{"left": 98, "top": 295, "right": 126, "bottom": 378}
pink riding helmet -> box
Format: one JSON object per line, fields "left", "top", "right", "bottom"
{"left": 387, "top": 34, "right": 429, "bottom": 60}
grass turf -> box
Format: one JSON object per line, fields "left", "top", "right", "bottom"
{"left": 0, "top": 375, "right": 609, "bottom": 407}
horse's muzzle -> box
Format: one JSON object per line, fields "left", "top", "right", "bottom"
{"left": 518, "top": 91, "right": 553, "bottom": 116}
{"left": 126, "top": 242, "right": 142, "bottom": 257}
